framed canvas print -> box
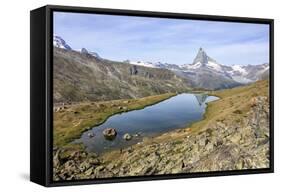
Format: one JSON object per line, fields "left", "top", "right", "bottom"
{"left": 30, "top": 5, "right": 274, "bottom": 187}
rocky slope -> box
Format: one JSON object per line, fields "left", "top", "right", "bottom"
{"left": 53, "top": 47, "right": 191, "bottom": 103}
{"left": 53, "top": 81, "right": 270, "bottom": 180}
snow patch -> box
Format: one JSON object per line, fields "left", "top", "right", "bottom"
{"left": 185, "top": 62, "right": 202, "bottom": 69}
{"left": 129, "top": 61, "right": 158, "bottom": 68}
{"left": 231, "top": 65, "right": 247, "bottom": 75}
{"left": 231, "top": 76, "right": 253, "bottom": 84}
{"left": 207, "top": 61, "right": 222, "bottom": 71}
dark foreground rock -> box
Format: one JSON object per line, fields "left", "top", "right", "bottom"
{"left": 53, "top": 96, "right": 270, "bottom": 181}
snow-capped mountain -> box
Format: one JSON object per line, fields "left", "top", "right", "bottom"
{"left": 182, "top": 47, "right": 222, "bottom": 70}
{"left": 127, "top": 48, "right": 268, "bottom": 87}
{"left": 154, "top": 62, "right": 182, "bottom": 70}
{"left": 124, "top": 60, "right": 181, "bottom": 70}
{"left": 181, "top": 48, "right": 233, "bottom": 76}
{"left": 175, "top": 48, "right": 269, "bottom": 89}
{"left": 53, "top": 35, "right": 72, "bottom": 50}
{"left": 232, "top": 63, "right": 269, "bottom": 82}
{"left": 124, "top": 60, "right": 156, "bottom": 68}
{"left": 228, "top": 63, "right": 269, "bottom": 83}
{"left": 119, "top": 48, "right": 269, "bottom": 89}
{"left": 181, "top": 48, "right": 236, "bottom": 76}
{"left": 53, "top": 35, "right": 102, "bottom": 59}
{"left": 174, "top": 48, "right": 240, "bottom": 89}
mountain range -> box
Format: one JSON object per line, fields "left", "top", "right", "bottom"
{"left": 125, "top": 48, "right": 269, "bottom": 89}
{"left": 53, "top": 35, "right": 269, "bottom": 102}
{"left": 53, "top": 37, "right": 191, "bottom": 103}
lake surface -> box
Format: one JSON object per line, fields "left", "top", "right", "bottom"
{"left": 74, "top": 93, "right": 219, "bottom": 154}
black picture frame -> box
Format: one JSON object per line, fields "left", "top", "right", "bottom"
{"left": 30, "top": 4, "right": 274, "bottom": 187}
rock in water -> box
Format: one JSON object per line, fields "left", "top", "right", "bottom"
{"left": 123, "top": 133, "right": 132, "bottom": 141}
{"left": 103, "top": 128, "right": 117, "bottom": 140}
{"left": 87, "top": 132, "right": 95, "bottom": 138}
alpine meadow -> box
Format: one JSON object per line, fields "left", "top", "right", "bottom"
{"left": 52, "top": 12, "right": 270, "bottom": 181}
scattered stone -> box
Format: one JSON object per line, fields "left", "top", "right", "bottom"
{"left": 89, "top": 158, "right": 101, "bottom": 165}
{"left": 64, "top": 160, "right": 77, "bottom": 173}
{"left": 79, "top": 161, "right": 91, "bottom": 172}
{"left": 103, "top": 128, "right": 117, "bottom": 140}
{"left": 123, "top": 133, "right": 132, "bottom": 140}
{"left": 85, "top": 167, "right": 94, "bottom": 176}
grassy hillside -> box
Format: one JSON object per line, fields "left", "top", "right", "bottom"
{"left": 53, "top": 48, "right": 191, "bottom": 103}
{"left": 190, "top": 79, "right": 269, "bottom": 134}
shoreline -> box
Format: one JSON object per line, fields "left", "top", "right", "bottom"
{"left": 91, "top": 95, "right": 219, "bottom": 155}
{"left": 56, "top": 80, "right": 268, "bottom": 154}
{"left": 54, "top": 92, "right": 177, "bottom": 147}
{"left": 100, "top": 80, "right": 269, "bottom": 157}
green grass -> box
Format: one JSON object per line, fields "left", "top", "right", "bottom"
{"left": 54, "top": 93, "right": 177, "bottom": 147}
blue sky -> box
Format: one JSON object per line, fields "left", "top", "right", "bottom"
{"left": 54, "top": 12, "right": 269, "bottom": 65}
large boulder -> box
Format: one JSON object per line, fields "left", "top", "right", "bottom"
{"left": 103, "top": 128, "right": 117, "bottom": 140}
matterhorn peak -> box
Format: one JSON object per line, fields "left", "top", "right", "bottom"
{"left": 192, "top": 47, "right": 216, "bottom": 65}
